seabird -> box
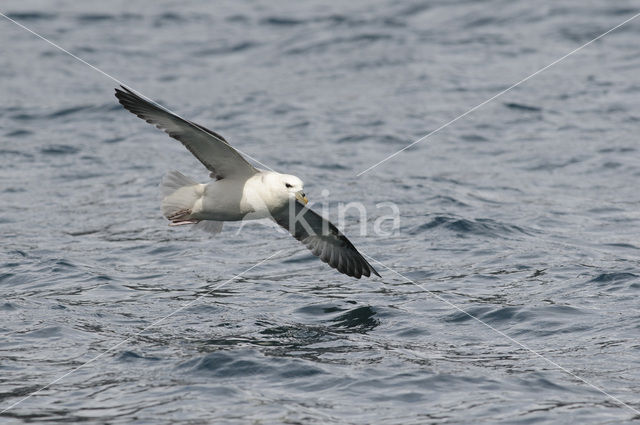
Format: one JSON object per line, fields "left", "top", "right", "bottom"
{"left": 115, "top": 86, "right": 379, "bottom": 279}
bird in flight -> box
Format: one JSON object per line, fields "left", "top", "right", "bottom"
{"left": 115, "top": 86, "right": 379, "bottom": 279}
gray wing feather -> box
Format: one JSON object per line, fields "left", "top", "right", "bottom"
{"left": 115, "top": 86, "right": 257, "bottom": 179}
{"left": 274, "top": 201, "right": 380, "bottom": 279}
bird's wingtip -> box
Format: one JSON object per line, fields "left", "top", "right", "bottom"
{"left": 114, "top": 85, "right": 134, "bottom": 96}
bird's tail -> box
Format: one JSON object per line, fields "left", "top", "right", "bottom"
{"left": 160, "top": 171, "right": 223, "bottom": 234}
{"left": 161, "top": 171, "right": 201, "bottom": 222}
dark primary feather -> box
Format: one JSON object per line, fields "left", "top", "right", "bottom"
{"left": 273, "top": 200, "right": 380, "bottom": 279}
{"left": 114, "top": 86, "right": 257, "bottom": 179}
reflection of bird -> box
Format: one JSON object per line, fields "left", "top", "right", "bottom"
{"left": 114, "top": 86, "right": 379, "bottom": 279}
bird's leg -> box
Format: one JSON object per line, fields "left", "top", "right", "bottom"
{"left": 169, "top": 220, "right": 199, "bottom": 226}
{"left": 167, "top": 208, "right": 198, "bottom": 226}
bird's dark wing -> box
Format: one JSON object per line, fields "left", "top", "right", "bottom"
{"left": 273, "top": 200, "right": 380, "bottom": 279}
{"left": 115, "top": 86, "right": 257, "bottom": 179}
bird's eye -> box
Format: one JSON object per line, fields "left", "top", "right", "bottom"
{"left": 285, "top": 183, "right": 293, "bottom": 188}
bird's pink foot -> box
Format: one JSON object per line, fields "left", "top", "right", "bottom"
{"left": 167, "top": 208, "right": 199, "bottom": 226}
{"left": 169, "top": 220, "right": 199, "bottom": 226}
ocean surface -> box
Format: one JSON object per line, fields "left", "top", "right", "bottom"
{"left": 2, "top": 1, "right": 640, "bottom": 423}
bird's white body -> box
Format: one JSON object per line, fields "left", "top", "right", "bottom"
{"left": 200, "top": 177, "right": 258, "bottom": 221}
{"left": 162, "top": 170, "right": 303, "bottom": 224}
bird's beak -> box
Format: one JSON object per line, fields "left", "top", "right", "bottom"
{"left": 295, "top": 191, "right": 309, "bottom": 205}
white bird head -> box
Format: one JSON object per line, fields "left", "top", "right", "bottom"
{"left": 262, "top": 172, "right": 308, "bottom": 206}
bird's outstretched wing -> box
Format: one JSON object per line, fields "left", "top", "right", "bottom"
{"left": 115, "top": 86, "right": 258, "bottom": 179}
{"left": 273, "top": 201, "right": 380, "bottom": 279}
